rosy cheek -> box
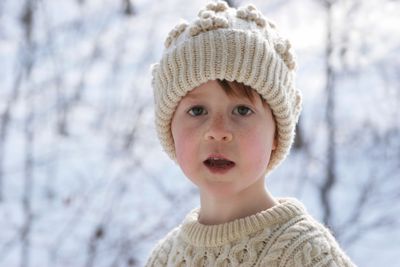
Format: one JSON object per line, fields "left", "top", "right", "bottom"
{"left": 174, "top": 132, "right": 187, "bottom": 160}
{"left": 174, "top": 128, "right": 201, "bottom": 182}
{"left": 174, "top": 126, "right": 196, "bottom": 162}
{"left": 242, "top": 130, "right": 271, "bottom": 165}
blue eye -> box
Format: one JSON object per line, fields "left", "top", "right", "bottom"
{"left": 188, "top": 106, "right": 207, "bottom": 116}
{"left": 233, "top": 106, "right": 253, "bottom": 116}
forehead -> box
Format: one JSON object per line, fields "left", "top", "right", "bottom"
{"left": 182, "top": 80, "right": 257, "bottom": 101}
{"left": 186, "top": 81, "right": 221, "bottom": 95}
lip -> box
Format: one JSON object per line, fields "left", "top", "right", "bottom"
{"left": 203, "top": 153, "right": 235, "bottom": 174}
{"left": 204, "top": 153, "right": 234, "bottom": 162}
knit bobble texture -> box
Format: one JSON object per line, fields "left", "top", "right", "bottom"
{"left": 205, "top": 0, "right": 229, "bottom": 12}
{"left": 274, "top": 38, "right": 296, "bottom": 70}
{"left": 236, "top": 4, "right": 267, "bottom": 28}
{"left": 151, "top": 1, "right": 303, "bottom": 173}
{"left": 189, "top": 10, "right": 229, "bottom": 37}
{"left": 164, "top": 21, "right": 188, "bottom": 48}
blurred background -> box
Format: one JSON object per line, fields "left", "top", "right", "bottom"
{"left": 0, "top": 0, "right": 399, "bottom": 266}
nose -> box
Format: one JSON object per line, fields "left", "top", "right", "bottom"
{"left": 204, "top": 115, "right": 233, "bottom": 142}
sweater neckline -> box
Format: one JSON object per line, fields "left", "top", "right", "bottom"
{"left": 179, "top": 197, "right": 306, "bottom": 247}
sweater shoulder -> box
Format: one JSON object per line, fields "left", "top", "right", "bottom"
{"left": 145, "top": 226, "right": 180, "bottom": 267}
{"left": 262, "top": 215, "right": 357, "bottom": 267}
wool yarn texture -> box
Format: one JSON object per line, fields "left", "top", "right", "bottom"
{"left": 150, "top": 1, "right": 302, "bottom": 173}
{"left": 145, "top": 198, "right": 357, "bottom": 266}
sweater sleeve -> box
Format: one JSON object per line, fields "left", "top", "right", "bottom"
{"left": 261, "top": 218, "right": 357, "bottom": 267}
{"left": 290, "top": 235, "right": 356, "bottom": 267}
{"left": 145, "top": 227, "right": 179, "bottom": 267}
{"left": 144, "top": 239, "right": 170, "bottom": 267}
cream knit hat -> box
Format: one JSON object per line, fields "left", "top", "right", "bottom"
{"left": 150, "top": 1, "right": 302, "bottom": 173}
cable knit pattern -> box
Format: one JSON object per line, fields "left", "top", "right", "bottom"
{"left": 150, "top": 1, "right": 302, "bottom": 174}
{"left": 145, "top": 198, "right": 356, "bottom": 267}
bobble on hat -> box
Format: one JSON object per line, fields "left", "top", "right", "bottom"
{"left": 205, "top": 0, "right": 229, "bottom": 12}
{"left": 274, "top": 38, "right": 296, "bottom": 70}
{"left": 189, "top": 9, "right": 229, "bottom": 37}
{"left": 164, "top": 21, "right": 189, "bottom": 48}
{"left": 236, "top": 4, "right": 267, "bottom": 28}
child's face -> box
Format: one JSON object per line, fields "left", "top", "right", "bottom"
{"left": 171, "top": 80, "right": 277, "bottom": 197}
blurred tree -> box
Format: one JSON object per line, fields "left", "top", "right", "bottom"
{"left": 313, "top": 0, "right": 400, "bottom": 249}
{"left": 0, "top": 0, "right": 398, "bottom": 266}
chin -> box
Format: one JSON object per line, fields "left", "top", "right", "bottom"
{"left": 200, "top": 181, "right": 240, "bottom": 198}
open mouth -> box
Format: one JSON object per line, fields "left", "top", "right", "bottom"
{"left": 203, "top": 157, "right": 235, "bottom": 173}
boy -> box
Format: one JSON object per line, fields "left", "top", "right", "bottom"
{"left": 146, "top": 1, "right": 356, "bottom": 266}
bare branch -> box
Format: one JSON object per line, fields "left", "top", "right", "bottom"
{"left": 319, "top": 0, "right": 337, "bottom": 227}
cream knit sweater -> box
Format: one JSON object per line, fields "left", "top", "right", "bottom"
{"left": 145, "top": 198, "right": 356, "bottom": 267}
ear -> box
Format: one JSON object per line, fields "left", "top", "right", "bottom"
{"left": 271, "top": 132, "right": 278, "bottom": 150}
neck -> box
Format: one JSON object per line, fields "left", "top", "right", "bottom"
{"left": 198, "top": 179, "right": 277, "bottom": 225}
